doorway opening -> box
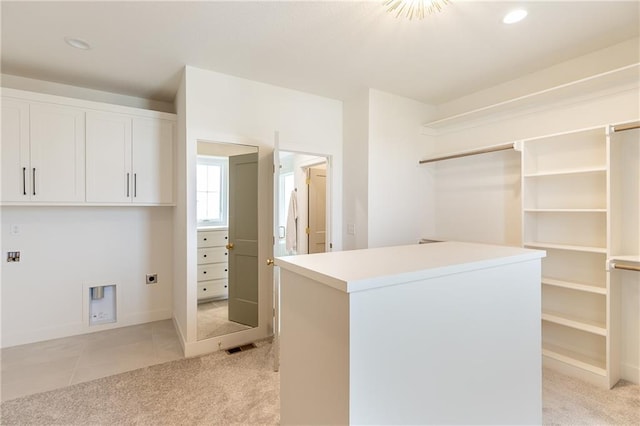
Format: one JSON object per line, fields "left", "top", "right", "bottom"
{"left": 276, "top": 152, "right": 330, "bottom": 258}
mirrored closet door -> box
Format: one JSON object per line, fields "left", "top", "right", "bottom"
{"left": 196, "top": 141, "right": 258, "bottom": 341}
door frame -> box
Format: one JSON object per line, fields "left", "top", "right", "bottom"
{"left": 272, "top": 140, "right": 333, "bottom": 371}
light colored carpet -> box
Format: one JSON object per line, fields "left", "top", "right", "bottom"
{"left": 197, "top": 300, "right": 252, "bottom": 340}
{"left": 0, "top": 340, "right": 278, "bottom": 425}
{"left": 542, "top": 367, "right": 640, "bottom": 425}
{"left": 2, "top": 342, "right": 638, "bottom": 425}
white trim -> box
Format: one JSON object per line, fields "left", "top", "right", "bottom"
{"left": 1, "top": 87, "right": 176, "bottom": 121}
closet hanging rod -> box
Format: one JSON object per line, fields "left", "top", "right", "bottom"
{"left": 419, "top": 143, "right": 514, "bottom": 165}
{"left": 611, "top": 262, "right": 640, "bottom": 272}
{"left": 612, "top": 122, "right": 640, "bottom": 133}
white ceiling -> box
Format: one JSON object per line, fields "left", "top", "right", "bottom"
{"left": 1, "top": 1, "right": 639, "bottom": 105}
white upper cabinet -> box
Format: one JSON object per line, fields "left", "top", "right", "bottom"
{"left": 86, "top": 111, "right": 173, "bottom": 204}
{"left": 132, "top": 117, "right": 173, "bottom": 204}
{"left": 86, "top": 111, "right": 133, "bottom": 203}
{"left": 1, "top": 99, "right": 85, "bottom": 203}
{"left": 1, "top": 98, "right": 30, "bottom": 202}
{"left": 2, "top": 89, "right": 175, "bottom": 206}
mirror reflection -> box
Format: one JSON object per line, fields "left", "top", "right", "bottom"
{"left": 196, "top": 141, "right": 259, "bottom": 341}
{"left": 276, "top": 152, "right": 328, "bottom": 258}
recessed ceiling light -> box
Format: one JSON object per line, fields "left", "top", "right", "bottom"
{"left": 503, "top": 9, "right": 528, "bottom": 24}
{"left": 64, "top": 37, "right": 91, "bottom": 50}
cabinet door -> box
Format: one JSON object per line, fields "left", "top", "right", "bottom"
{"left": 29, "top": 103, "right": 85, "bottom": 202}
{"left": 132, "top": 117, "right": 173, "bottom": 204}
{"left": 86, "top": 111, "right": 132, "bottom": 202}
{"left": 1, "top": 98, "right": 30, "bottom": 202}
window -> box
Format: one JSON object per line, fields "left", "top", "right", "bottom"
{"left": 197, "top": 156, "right": 228, "bottom": 227}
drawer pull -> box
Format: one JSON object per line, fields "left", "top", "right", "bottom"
{"left": 203, "top": 271, "right": 207, "bottom": 274}
{"left": 203, "top": 254, "right": 207, "bottom": 258}
{"left": 204, "top": 237, "right": 207, "bottom": 241}
{"left": 224, "top": 285, "right": 228, "bottom": 288}
{"left": 225, "top": 269, "right": 228, "bottom": 272}
{"left": 203, "top": 288, "right": 207, "bottom": 291}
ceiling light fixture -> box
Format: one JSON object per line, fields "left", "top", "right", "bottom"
{"left": 64, "top": 37, "right": 91, "bottom": 50}
{"left": 503, "top": 9, "right": 528, "bottom": 24}
{"left": 384, "top": 0, "right": 450, "bottom": 20}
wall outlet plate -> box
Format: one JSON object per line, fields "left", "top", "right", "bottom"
{"left": 7, "top": 251, "right": 20, "bottom": 262}
{"left": 146, "top": 273, "right": 158, "bottom": 284}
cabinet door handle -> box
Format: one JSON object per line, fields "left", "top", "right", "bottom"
{"left": 134, "top": 173, "right": 137, "bottom": 197}
{"left": 126, "top": 173, "right": 130, "bottom": 197}
{"left": 22, "top": 167, "right": 27, "bottom": 195}
{"left": 32, "top": 168, "right": 36, "bottom": 195}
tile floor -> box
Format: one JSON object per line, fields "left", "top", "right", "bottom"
{"left": 0, "top": 319, "right": 183, "bottom": 402}
{"left": 197, "top": 299, "right": 252, "bottom": 340}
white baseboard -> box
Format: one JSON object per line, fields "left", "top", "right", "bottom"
{"left": 1, "top": 309, "right": 172, "bottom": 348}
{"left": 172, "top": 315, "right": 187, "bottom": 355}
{"left": 183, "top": 327, "right": 270, "bottom": 358}
{"left": 621, "top": 362, "right": 640, "bottom": 385}
{"left": 1, "top": 321, "right": 85, "bottom": 348}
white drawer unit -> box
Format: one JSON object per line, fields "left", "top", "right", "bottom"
{"left": 198, "top": 280, "right": 228, "bottom": 300}
{"left": 197, "top": 247, "right": 228, "bottom": 263}
{"left": 198, "top": 230, "right": 228, "bottom": 248}
{"left": 198, "top": 263, "right": 228, "bottom": 281}
{"left": 197, "top": 229, "right": 229, "bottom": 302}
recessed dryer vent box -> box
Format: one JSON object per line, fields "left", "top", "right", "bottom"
{"left": 89, "top": 285, "right": 116, "bottom": 326}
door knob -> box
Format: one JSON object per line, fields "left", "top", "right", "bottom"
{"left": 226, "top": 243, "right": 234, "bottom": 250}
{"left": 266, "top": 258, "right": 274, "bottom": 266}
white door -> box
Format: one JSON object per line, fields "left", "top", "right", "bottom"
{"left": 29, "top": 103, "right": 85, "bottom": 202}
{"left": 228, "top": 151, "right": 259, "bottom": 327}
{"left": 1, "top": 99, "right": 30, "bottom": 202}
{"left": 307, "top": 166, "right": 327, "bottom": 253}
{"left": 86, "top": 111, "right": 132, "bottom": 203}
{"left": 132, "top": 117, "right": 173, "bottom": 204}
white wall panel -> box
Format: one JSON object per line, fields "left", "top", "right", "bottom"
{"left": 1, "top": 207, "right": 174, "bottom": 347}
{"left": 367, "top": 89, "right": 435, "bottom": 248}
{"left": 178, "top": 66, "right": 343, "bottom": 355}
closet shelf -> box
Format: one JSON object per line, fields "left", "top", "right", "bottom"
{"left": 542, "top": 311, "right": 607, "bottom": 336}
{"left": 609, "top": 255, "right": 640, "bottom": 265}
{"left": 423, "top": 63, "right": 640, "bottom": 131}
{"left": 523, "top": 166, "right": 606, "bottom": 178}
{"left": 524, "top": 208, "right": 607, "bottom": 213}
{"left": 541, "top": 277, "right": 607, "bottom": 295}
{"left": 525, "top": 242, "right": 607, "bottom": 254}
{"left": 542, "top": 342, "right": 607, "bottom": 377}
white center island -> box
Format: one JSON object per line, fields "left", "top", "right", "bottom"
{"left": 275, "top": 241, "right": 546, "bottom": 425}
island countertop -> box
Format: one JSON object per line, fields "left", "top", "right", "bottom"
{"left": 275, "top": 241, "right": 545, "bottom": 293}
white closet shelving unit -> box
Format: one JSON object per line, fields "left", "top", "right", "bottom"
{"left": 520, "top": 126, "right": 616, "bottom": 387}
{"left": 609, "top": 124, "right": 640, "bottom": 265}
{"left": 520, "top": 122, "right": 640, "bottom": 387}
{"left": 608, "top": 123, "right": 640, "bottom": 383}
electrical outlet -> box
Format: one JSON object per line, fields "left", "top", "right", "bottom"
{"left": 7, "top": 251, "right": 20, "bottom": 262}
{"left": 146, "top": 273, "right": 158, "bottom": 284}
